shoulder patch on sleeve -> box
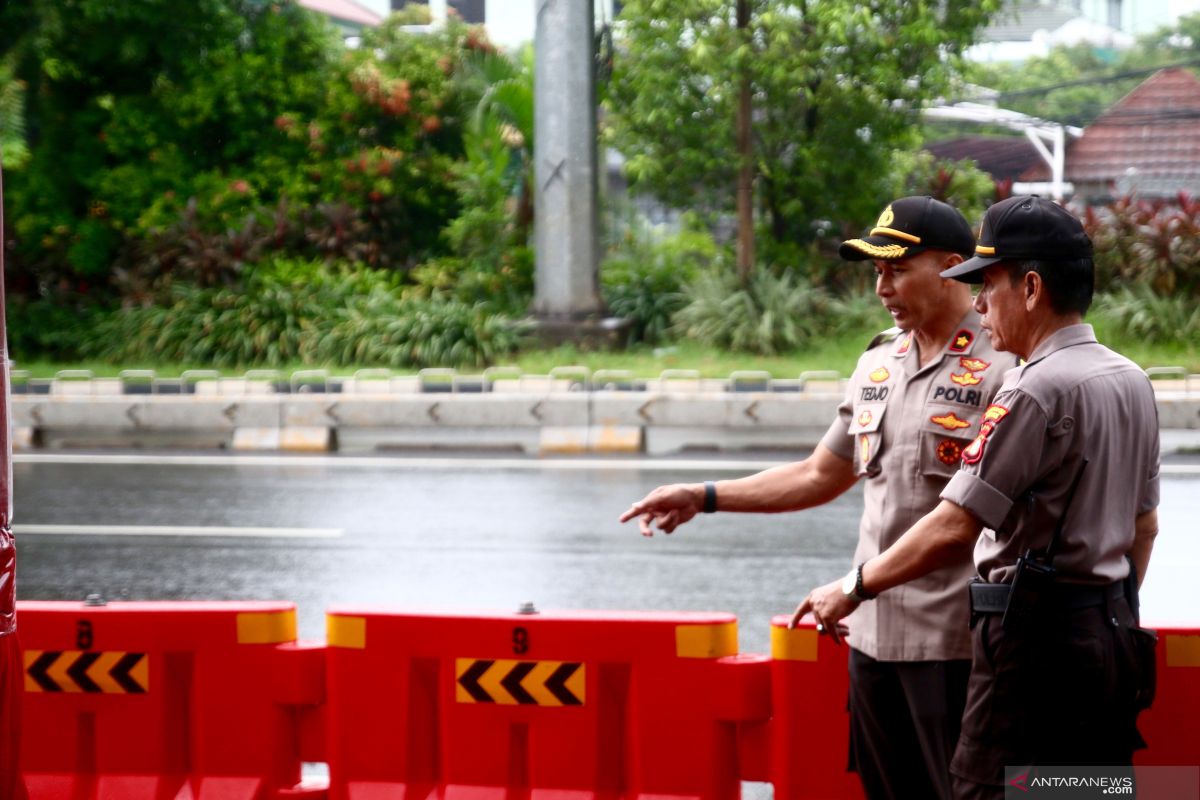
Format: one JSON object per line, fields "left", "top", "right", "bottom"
{"left": 961, "top": 404, "right": 1011, "bottom": 465}
{"left": 866, "top": 327, "right": 903, "bottom": 352}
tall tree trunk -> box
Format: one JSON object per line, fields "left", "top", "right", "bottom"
{"left": 736, "top": 0, "right": 754, "bottom": 285}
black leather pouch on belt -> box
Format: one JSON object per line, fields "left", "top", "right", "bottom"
{"left": 1001, "top": 551, "right": 1057, "bottom": 632}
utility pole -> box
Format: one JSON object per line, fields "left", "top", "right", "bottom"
{"left": 532, "top": 0, "right": 623, "bottom": 343}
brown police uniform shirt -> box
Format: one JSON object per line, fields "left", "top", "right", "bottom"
{"left": 941, "top": 324, "right": 1160, "bottom": 585}
{"left": 821, "top": 310, "right": 1015, "bottom": 661}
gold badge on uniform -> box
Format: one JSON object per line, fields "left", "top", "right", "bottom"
{"left": 950, "top": 371, "right": 983, "bottom": 387}
{"left": 936, "top": 439, "right": 963, "bottom": 465}
{"left": 896, "top": 335, "right": 912, "bottom": 355}
{"left": 959, "top": 357, "right": 990, "bottom": 372}
{"left": 860, "top": 435, "right": 871, "bottom": 464}
{"left": 858, "top": 410, "right": 873, "bottom": 427}
{"left": 869, "top": 367, "right": 890, "bottom": 383}
{"left": 930, "top": 412, "right": 971, "bottom": 431}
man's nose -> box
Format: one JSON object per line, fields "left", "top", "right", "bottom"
{"left": 973, "top": 292, "right": 986, "bottom": 313}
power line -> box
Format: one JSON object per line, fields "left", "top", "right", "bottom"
{"left": 960, "top": 56, "right": 1200, "bottom": 103}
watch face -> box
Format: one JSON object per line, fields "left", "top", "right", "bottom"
{"left": 842, "top": 570, "right": 857, "bottom": 597}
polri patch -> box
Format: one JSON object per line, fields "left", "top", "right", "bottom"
{"left": 961, "top": 404, "right": 1010, "bottom": 464}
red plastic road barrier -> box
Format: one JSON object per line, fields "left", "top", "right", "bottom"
{"left": 323, "top": 608, "right": 770, "bottom": 799}
{"left": 767, "top": 616, "right": 864, "bottom": 800}
{"left": 18, "top": 601, "right": 325, "bottom": 799}
{"left": 1136, "top": 624, "right": 1200, "bottom": 768}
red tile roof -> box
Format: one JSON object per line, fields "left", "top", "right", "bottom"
{"left": 1023, "top": 68, "right": 1200, "bottom": 186}
{"left": 925, "top": 136, "right": 1043, "bottom": 182}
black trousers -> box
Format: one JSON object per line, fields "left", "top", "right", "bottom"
{"left": 950, "top": 590, "right": 1148, "bottom": 800}
{"left": 848, "top": 648, "right": 971, "bottom": 800}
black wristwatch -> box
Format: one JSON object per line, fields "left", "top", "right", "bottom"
{"left": 842, "top": 563, "right": 877, "bottom": 602}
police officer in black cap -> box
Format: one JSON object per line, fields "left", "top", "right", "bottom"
{"left": 794, "top": 196, "right": 1160, "bottom": 799}
{"left": 625, "top": 196, "right": 1015, "bottom": 800}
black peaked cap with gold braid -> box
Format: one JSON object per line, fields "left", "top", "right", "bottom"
{"left": 839, "top": 196, "right": 975, "bottom": 262}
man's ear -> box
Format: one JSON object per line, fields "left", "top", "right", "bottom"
{"left": 1023, "top": 270, "right": 1043, "bottom": 311}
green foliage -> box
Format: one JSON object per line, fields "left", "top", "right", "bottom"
{"left": 962, "top": 13, "right": 1200, "bottom": 128}
{"left": 601, "top": 223, "right": 720, "bottom": 345}
{"left": 608, "top": 0, "right": 1003, "bottom": 249}
{"left": 672, "top": 268, "right": 885, "bottom": 355}
{"left": 1082, "top": 194, "right": 1200, "bottom": 295}
{"left": 0, "top": 56, "right": 29, "bottom": 169}
{"left": 888, "top": 151, "right": 997, "bottom": 226}
{"left": 1092, "top": 286, "right": 1200, "bottom": 344}
{"left": 6, "top": 296, "right": 97, "bottom": 361}
{"left": 85, "top": 259, "right": 524, "bottom": 368}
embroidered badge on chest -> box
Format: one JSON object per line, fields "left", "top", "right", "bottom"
{"left": 869, "top": 367, "right": 890, "bottom": 383}
{"left": 950, "top": 371, "right": 983, "bottom": 386}
{"left": 859, "top": 435, "right": 871, "bottom": 464}
{"left": 896, "top": 335, "right": 912, "bottom": 355}
{"left": 930, "top": 412, "right": 971, "bottom": 431}
{"left": 858, "top": 410, "right": 873, "bottom": 427}
{"left": 961, "top": 404, "right": 1010, "bottom": 464}
{"left": 949, "top": 329, "right": 974, "bottom": 353}
{"left": 936, "top": 439, "right": 963, "bottom": 465}
{"left": 959, "top": 357, "right": 990, "bottom": 372}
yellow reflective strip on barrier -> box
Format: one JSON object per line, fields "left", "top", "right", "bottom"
{"left": 236, "top": 610, "right": 297, "bottom": 645}
{"left": 1166, "top": 634, "right": 1200, "bottom": 667}
{"left": 90, "top": 651, "right": 125, "bottom": 694}
{"left": 675, "top": 622, "right": 737, "bottom": 659}
{"left": 22, "top": 651, "right": 40, "bottom": 693}
{"left": 47, "top": 650, "right": 80, "bottom": 693}
{"left": 479, "top": 658, "right": 519, "bottom": 705}
{"left": 328, "top": 615, "right": 367, "bottom": 649}
{"left": 771, "top": 626, "right": 818, "bottom": 661}
{"left": 525, "top": 660, "right": 561, "bottom": 707}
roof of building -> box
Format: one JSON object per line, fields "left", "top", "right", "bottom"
{"left": 1023, "top": 68, "right": 1200, "bottom": 185}
{"left": 298, "top": 0, "right": 383, "bottom": 28}
{"left": 983, "top": 1, "right": 1081, "bottom": 42}
{"left": 925, "top": 135, "right": 1043, "bottom": 181}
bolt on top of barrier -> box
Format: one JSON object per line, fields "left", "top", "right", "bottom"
{"left": 83, "top": 593, "right": 106, "bottom": 607}
{"left": 516, "top": 601, "right": 539, "bottom": 615}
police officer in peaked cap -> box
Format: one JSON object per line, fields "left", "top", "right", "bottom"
{"left": 794, "top": 195, "right": 1161, "bottom": 799}
{"left": 622, "top": 196, "right": 1016, "bottom": 800}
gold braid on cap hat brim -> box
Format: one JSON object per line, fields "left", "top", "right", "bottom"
{"left": 843, "top": 240, "right": 908, "bottom": 259}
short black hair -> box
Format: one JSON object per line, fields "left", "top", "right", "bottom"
{"left": 1005, "top": 258, "right": 1094, "bottom": 316}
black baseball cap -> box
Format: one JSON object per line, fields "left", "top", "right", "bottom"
{"left": 941, "top": 195, "right": 1093, "bottom": 283}
{"left": 839, "top": 196, "right": 975, "bottom": 262}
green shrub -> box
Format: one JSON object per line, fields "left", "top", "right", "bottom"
{"left": 1092, "top": 286, "right": 1200, "bottom": 345}
{"left": 1083, "top": 195, "right": 1200, "bottom": 295}
{"left": 672, "top": 268, "right": 884, "bottom": 355}
{"left": 84, "top": 258, "right": 523, "bottom": 368}
{"left": 601, "top": 225, "right": 719, "bottom": 345}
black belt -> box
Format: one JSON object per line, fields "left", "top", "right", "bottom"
{"left": 968, "top": 579, "right": 1124, "bottom": 615}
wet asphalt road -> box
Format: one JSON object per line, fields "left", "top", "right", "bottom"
{"left": 11, "top": 453, "right": 1200, "bottom": 656}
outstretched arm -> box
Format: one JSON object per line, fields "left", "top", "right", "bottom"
{"left": 618, "top": 444, "right": 857, "bottom": 537}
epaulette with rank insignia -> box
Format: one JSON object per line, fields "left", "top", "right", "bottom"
{"left": 865, "top": 327, "right": 903, "bottom": 352}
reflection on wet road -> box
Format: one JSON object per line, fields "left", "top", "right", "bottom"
{"left": 13, "top": 454, "right": 1200, "bottom": 656}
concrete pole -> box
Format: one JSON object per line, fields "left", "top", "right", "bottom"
{"left": 532, "top": 0, "right": 605, "bottom": 324}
